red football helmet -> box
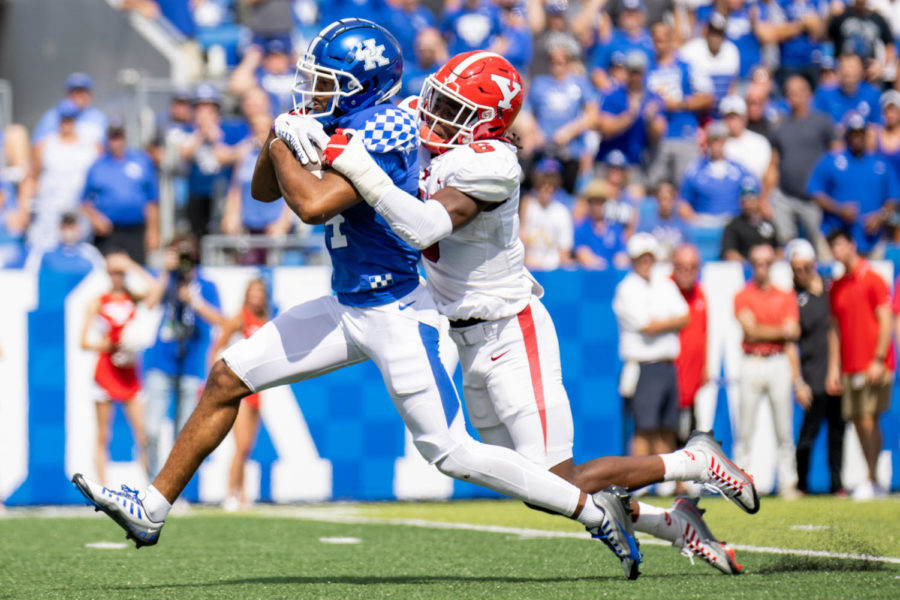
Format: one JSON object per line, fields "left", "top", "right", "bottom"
{"left": 418, "top": 51, "right": 524, "bottom": 151}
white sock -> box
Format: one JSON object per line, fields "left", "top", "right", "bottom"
{"left": 575, "top": 495, "right": 607, "bottom": 530}
{"left": 633, "top": 502, "right": 681, "bottom": 543}
{"left": 660, "top": 449, "right": 707, "bottom": 482}
{"left": 141, "top": 485, "right": 172, "bottom": 523}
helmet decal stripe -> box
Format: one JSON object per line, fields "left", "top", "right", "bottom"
{"left": 444, "top": 51, "right": 504, "bottom": 84}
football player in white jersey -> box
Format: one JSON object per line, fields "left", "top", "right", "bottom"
{"left": 324, "top": 50, "right": 758, "bottom": 576}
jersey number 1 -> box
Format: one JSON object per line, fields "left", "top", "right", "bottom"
{"left": 327, "top": 215, "right": 348, "bottom": 249}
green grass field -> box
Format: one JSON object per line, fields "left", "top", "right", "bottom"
{"left": 1, "top": 496, "right": 897, "bottom": 599}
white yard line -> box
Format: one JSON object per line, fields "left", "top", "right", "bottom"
{"left": 266, "top": 507, "right": 900, "bottom": 566}
{"left": 7, "top": 504, "right": 900, "bottom": 565}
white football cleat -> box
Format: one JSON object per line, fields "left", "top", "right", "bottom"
{"left": 685, "top": 431, "right": 760, "bottom": 514}
{"left": 72, "top": 473, "right": 163, "bottom": 548}
{"left": 589, "top": 485, "right": 643, "bottom": 580}
{"left": 671, "top": 496, "right": 742, "bottom": 575}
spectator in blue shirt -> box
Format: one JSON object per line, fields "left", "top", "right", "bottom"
{"left": 807, "top": 112, "right": 900, "bottom": 255}
{"left": 400, "top": 27, "right": 448, "bottom": 98}
{"left": 441, "top": 0, "right": 503, "bottom": 56}
{"left": 81, "top": 122, "right": 160, "bottom": 264}
{"left": 381, "top": 0, "right": 437, "bottom": 64}
{"left": 590, "top": 0, "right": 654, "bottom": 91}
{"left": 638, "top": 180, "right": 691, "bottom": 260}
{"left": 221, "top": 113, "right": 293, "bottom": 264}
{"left": 763, "top": 0, "right": 827, "bottom": 87}
{"left": 142, "top": 233, "right": 224, "bottom": 478}
{"left": 679, "top": 120, "right": 756, "bottom": 222}
{"left": 24, "top": 212, "right": 104, "bottom": 273}
{"left": 228, "top": 39, "right": 295, "bottom": 115}
{"left": 595, "top": 50, "right": 667, "bottom": 176}
{"left": 179, "top": 84, "right": 240, "bottom": 240}
{"left": 646, "top": 21, "right": 714, "bottom": 186}
{"left": 496, "top": 0, "right": 533, "bottom": 73}
{"left": 32, "top": 72, "right": 108, "bottom": 146}
{"left": 813, "top": 53, "right": 882, "bottom": 129}
{"left": 574, "top": 178, "right": 630, "bottom": 270}
{"left": 529, "top": 45, "right": 600, "bottom": 194}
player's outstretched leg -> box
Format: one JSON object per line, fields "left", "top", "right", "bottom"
{"left": 685, "top": 430, "right": 759, "bottom": 514}
{"left": 72, "top": 474, "right": 163, "bottom": 548}
{"left": 632, "top": 497, "right": 742, "bottom": 575}
{"left": 670, "top": 497, "right": 742, "bottom": 574}
{"left": 73, "top": 359, "right": 251, "bottom": 547}
{"left": 589, "top": 485, "right": 643, "bottom": 580}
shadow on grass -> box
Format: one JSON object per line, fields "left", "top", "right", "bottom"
{"left": 753, "top": 557, "right": 889, "bottom": 574}
{"left": 98, "top": 572, "right": 695, "bottom": 590}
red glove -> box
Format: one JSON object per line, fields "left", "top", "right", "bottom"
{"left": 323, "top": 129, "right": 351, "bottom": 166}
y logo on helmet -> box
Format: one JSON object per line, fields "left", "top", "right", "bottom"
{"left": 489, "top": 74, "right": 522, "bottom": 110}
{"left": 355, "top": 39, "right": 390, "bottom": 71}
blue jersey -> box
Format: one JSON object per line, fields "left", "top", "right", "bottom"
{"left": 776, "top": 0, "right": 827, "bottom": 69}
{"left": 326, "top": 105, "right": 421, "bottom": 307}
{"left": 807, "top": 150, "right": 900, "bottom": 253}
{"left": 143, "top": 274, "right": 221, "bottom": 379}
{"left": 597, "top": 87, "right": 664, "bottom": 164}
{"left": 647, "top": 58, "right": 710, "bottom": 140}
{"left": 530, "top": 74, "right": 598, "bottom": 158}
{"left": 813, "top": 82, "right": 882, "bottom": 126}
{"left": 681, "top": 157, "right": 755, "bottom": 217}
{"left": 574, "top": 218, "right": 627, "bottom": 264}
{"left": 81, "top": 149, "right": 158, "bottom": 226}
{"left": 441, "top": 2, "right": 502, "bottom": 55}
{"left": 590, "top": 29, "right": 655, "bottom": 73}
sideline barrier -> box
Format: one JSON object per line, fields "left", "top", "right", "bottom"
{"left": 0, "top": 263, "right": 896, "bottom": 505}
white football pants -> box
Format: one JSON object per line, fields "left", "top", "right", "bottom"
{"left": 222, "top": 285, "right": 584, "bottom": 517}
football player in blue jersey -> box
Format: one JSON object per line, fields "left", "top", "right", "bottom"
{"left": 72, "top": 19, "right": 643, "bottom": 576}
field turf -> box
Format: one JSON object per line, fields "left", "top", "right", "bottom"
{"left": 1, "top": 496, "right": 897, "bottom": 599}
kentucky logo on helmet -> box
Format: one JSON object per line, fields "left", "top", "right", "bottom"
{"left": 355, "top": 39, "right": 390, "bottom": 71}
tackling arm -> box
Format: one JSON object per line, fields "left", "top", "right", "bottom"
{"left": 324, "top": 133, "right": 484, "bottom": 249}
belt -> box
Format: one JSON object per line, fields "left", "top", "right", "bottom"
{"left": 449, "top": 317, "right": 486, "bottom": 328}
{"left": 744, "top": 350, "right": 784, "bottom": 357}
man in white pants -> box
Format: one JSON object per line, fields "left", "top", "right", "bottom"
{"left": 733, "top": 243, "right": 800, "bottom": 497}
{"left": 325, "top": 50, "right": 758, "bottom": 576}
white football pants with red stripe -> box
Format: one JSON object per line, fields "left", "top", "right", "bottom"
{"left": 449, "top": 296, "right": 575, "bottom": 469}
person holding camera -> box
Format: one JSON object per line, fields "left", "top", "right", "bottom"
{"left": 142, "top": 233, "right": 224, "bottom": 478}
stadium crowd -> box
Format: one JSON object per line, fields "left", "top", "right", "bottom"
{"left": 0, "top": 0, "right": 897, "bottom": 501}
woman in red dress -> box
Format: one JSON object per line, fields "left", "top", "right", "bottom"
{"left": 211, "top": 278, "right": 270, "bottom": 510}
{"left": 80, "top": 251, "right": 153, "bottom": 485}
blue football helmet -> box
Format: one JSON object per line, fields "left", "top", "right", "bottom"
{"left": 292, "top": 19, "right": 403, "bottom": 128}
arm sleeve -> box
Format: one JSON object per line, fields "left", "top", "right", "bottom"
{"left": 371, "top": 188, "right": 454, "bottom": 250}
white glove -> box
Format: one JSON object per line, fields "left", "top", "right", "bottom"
{"left": 324, "top": 129, "right": 395, "bottom": 204}
{"left": 273, "top": 113, "right": 330, "bottom": 166}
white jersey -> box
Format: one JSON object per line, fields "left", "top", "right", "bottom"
{"left": 419, "top": 139, "right": 542, "bottom": 321}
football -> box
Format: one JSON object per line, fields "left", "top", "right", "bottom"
{"left": 305, "top": 145, "right": 325, "bottom": 179}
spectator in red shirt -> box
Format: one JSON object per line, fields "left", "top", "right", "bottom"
{"left": 733, "top": 243, "right": 801, "bottom": 498}
{"left": 672, "top": 243, "right": 707, "bottom": 445}
{"left": 827, "top": 228, "right": 893, "bottom": 499}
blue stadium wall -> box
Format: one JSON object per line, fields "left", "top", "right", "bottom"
{"left": 0, "top": 264, "right": 897, "bottom": 506}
